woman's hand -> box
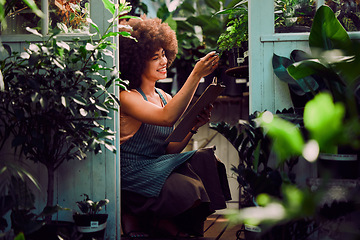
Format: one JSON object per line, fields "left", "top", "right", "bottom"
{"left": 193, "top": 103, "right": 214, "bottom": 130}
{"left": 191, "top": 52, "right": 219, "bottom": 79}
{"left": 166, "top": 103, "right": 214, "bottom": 154}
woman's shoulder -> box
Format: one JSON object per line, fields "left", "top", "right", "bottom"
{"left": 120, "top": 89, "right": 143, "bottom": 101}
{"left": 156, "top": 88, "right": 172, "bottom": 102}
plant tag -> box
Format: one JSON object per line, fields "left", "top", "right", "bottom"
{"left": 237, "top": 57, "right": 244, "bottom": 64}
{"left": 90, "top": 221, "right": 99, "bottom": 228}
{"left": 245, "top": 224, "right": 261, "bottom": 233}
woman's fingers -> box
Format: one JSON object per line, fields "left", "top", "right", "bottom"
{"left": 195, "top": 104, "right": 214, "bottom": 127}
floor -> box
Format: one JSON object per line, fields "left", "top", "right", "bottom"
{"left": 121, "top": 214, "right": 244, "bottom": 240}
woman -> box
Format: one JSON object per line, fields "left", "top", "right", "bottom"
{"left": 119, "top": 16, "right": 231, "bottom": 238}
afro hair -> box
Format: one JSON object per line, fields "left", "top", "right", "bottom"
{"left": 119, "top": 17, "right": 178, "bottom": 89}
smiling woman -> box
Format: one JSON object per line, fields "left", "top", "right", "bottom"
{"left": 119, "top": 16, "right": 231, "bottom": 238}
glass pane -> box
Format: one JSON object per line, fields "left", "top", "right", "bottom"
{"left": 325, "top": 0, "right": 360, "bottom": 32}
{"left": 0, "top": 1, "right": 41, "bottom": 35}
{"left": 49, "top": 0, "right": 90, "bottom": 33}
{"left": 275, "top": 0, "right": 316, "bottom": 33}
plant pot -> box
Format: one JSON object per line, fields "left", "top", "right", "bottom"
{"left": 228, "top": 47, "right": 248, "bottom": 68}
{"left": 237, "top": 224, "right": 262, "bottom": 240}
{"left": 244, "top": 224, "right": 262, "bottom": 240}
{"left": 73, "top": 214, "right": 108, "bottom": 240}
{"left": 318, "top": 153, "right": 358, "bottom": 179}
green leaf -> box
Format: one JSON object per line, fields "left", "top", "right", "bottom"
{"left": 0, "top": 70, "right": 4, "bottom": 91}
{"left": 71, "top": 96, "right": 87, "bottom": 106}
{"left": 101, "top": 0, "right": 115, "bottom": 15}
{"left": 272, "top": 53, "right": 318, "bottom": 96}
{"left": 303, "top": 92, "right": 345, "bottom": 153}
{"left": 26, "top": 27, "right": 43, "bottom": 38}
{"left": 259, "top": 112, "right": 304, "bottom": 161}
{"left": 95, "top": 103, "right": 109, "bottom": 113}
{"left": 164, "top": 15, "right": 177, "bottom": 31}
{"left": 22, "top": 0, "right": 44, "bottom": 18}
{"left": 309, "top": 5, "right": 352, "bottom": 53}
{"left": 56, "top": 41, "right": 70, "bottom": 51}
{"left": 204, "top": 0, "right": 221, "bottom": 11}
{"left": 178, "top": 2, "right": 196, "bottom": 14}
{"left": 14, "top": 232, "right": 25, "bottom": 240}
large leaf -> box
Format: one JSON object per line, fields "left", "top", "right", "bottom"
{"left": 303, "top": 92, "right": 345, "bottom": 153}
{"left": 101, "top": 0, "right": 115, "bottom": 15}
{"left": 272, "top": 53, "right": 318, "bottom": 96}
{"left": 204, "top": 0, "right": 221, "bottom": 11}
{"left": 309, "top": 5, "right": 352, "bottom": 54}
{"left": 287, "top": 59, "right": 345, "bottom": 102}
{"left": 259, "top": 112, "right": 304, "bottom": 161}
{"left": 22, "top": 0, "right": 44, "bottom": 18}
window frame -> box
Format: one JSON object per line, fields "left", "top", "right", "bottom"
{"left": 1, "top": 0, "right": 106, "bottom": 42}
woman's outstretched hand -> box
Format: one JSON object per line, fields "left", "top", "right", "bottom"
{"left": 192, "top": 51, "right": 219, "bottom": 78}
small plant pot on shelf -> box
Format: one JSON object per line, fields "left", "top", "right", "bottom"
{"left": 73, "top": 214, "right": 108, "bottom": 240}
{"left": 236, "top": 224, "right": 262, "bottom": 240}
{"left": 318, "top": 153, "right": 358, "bottom": 179}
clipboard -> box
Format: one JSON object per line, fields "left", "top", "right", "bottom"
{"left": 165, "top": 78, "right": 225, "bottom": 142}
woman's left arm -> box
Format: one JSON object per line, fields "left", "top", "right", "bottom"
{"left": 166, "top": 104, "right": 213, "bottom": 154}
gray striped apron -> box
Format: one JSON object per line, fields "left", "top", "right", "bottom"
{"left": 120, "top": 88, "right": 196, "bottom": 197}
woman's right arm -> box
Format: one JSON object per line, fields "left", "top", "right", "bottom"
{"left": 120, "top": 51, "right": 219, "bottom": 126}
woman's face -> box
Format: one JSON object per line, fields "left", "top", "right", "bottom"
{"left": 142, "top": 48, "right": 167, "bottom": 82}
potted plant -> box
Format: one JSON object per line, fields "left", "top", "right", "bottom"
{"left": 273, "top": 5, "right": 360, "bottom": 178}
{"left": 0, "top": 0, "right": 132, "bottom": 226}
{"left": 274, "top": 0, "right": 315, "bottom": 33}
{"left": 216, "top": 0, "right": 248, "bottom": 68}
{"left": 214, "top": 0, "right": 249, "bottom": 96}
{"left": 73, "top": 194, "right": 109, "bottom": 240}
{"left": 209, "top": 112, "right": 314, "bottom": 240}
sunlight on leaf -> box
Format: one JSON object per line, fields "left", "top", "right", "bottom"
{"left": 302, "top": 140, "right": 319, "bottom": 162}
{"left": 0, "top": 70, "right": 4, "bottom": 91}
{"left": 304, "top": 92, "right": 345, "bottom": 153}
{"left": 260, "top": 111, "right": 304, "bottom": 161}
{"left": 26, "top": 27, "right": 43, "bottom": 37}
{"left": 102, "top": 0, "right": 115, "bottom": 15}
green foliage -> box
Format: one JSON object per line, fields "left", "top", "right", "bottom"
{"left": 210, "top": 113, "right": 288, "bottom": 207}
{"left": 75, "top": 194, "right": 109, "bottom": 215}
{"left": 0, "top": 0, "right": 44, "bottom": 31}
{"left": 216, "top": 0, "right": 248, "bottom": 52}
{"left": 303, "top": 93, "right": 346, "bottom": 153}
{"left": 260, "top": 111, "right": 305, "bottom": 161}
{"left": 234, "top": 7, "right": 360, "bottom": 237}
{"left": 0, "top": 1, "right": 135, "bottom": 210}
{"left": 273, "top": 5, "right": 360, "bottom": 118}
{"left": 274, "top": 0, "right": 315, "bottom": 28}
{"left": 273, "top": 50, "right": 320, "bottom": 97}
